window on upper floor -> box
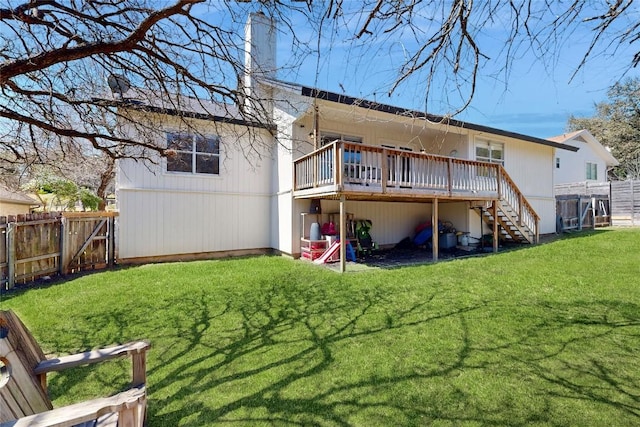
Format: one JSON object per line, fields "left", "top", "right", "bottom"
{"left": 382, "top": 143, "right": 413, "bottom": 186}
{"left": 475, "top": 140, "right": 504, "bottom": 165}
{"left": 586, "top": 162, "right": 598, "bottom": 180}
{"left": 319, "top": 132, "right": 363, "bottom": 146}
{"left": 320, "top": 132, "right": 364, "bottom": 182}
{"left": 166, "top": 132, "right": 220, "bottom": 175}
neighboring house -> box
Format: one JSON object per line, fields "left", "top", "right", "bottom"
{"left": 549, "top": 129, "right": 619, "bottom": 185}
{"left": 115, "top": 12, "right": 577, "bottom": 266}
{"left": 0, "top": 185, "right": 40, "bottom": 216}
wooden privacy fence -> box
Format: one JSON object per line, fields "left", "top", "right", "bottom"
{"left": 611, "top": 180, "right": 640, "bottom": 226}
{"left": 555, "top": 180, "right": 640, "bottom": 227}
{"left": 554, "top": 181, "right": 610, "bottom": 197}
{"left": 0, "top": 212, "right": 117, "bottom": 291}
{"left": 556, "top": 195, "right": 611, "bottom": 231}
{"left": 555, "top": 181, "right": 611, "bottom": 231}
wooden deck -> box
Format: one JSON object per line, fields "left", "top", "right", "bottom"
{"left": 295, "top": 141, "right": 500, "bottom": 200}
{"left": 293, "top": 140, "right": 539, "bottom": 245}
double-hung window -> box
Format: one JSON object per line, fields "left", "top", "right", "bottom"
{"left": 383, "top": 144, "right": 413, "bottom": 187}
{"left": 166, "top": 133, "right": 220, "bottom": 175}
{"left": 586, "top": 162, "right": 598, "bottom": 180}
{"left": 475, "top": 140, "right": 504, "bottom": 165}
{"left": 320, "top": 133, "right": 364, "bottom": 183}
{"left": 475, "top": 139, "right": 503, "bottom": 179}
{"left": 319, "top": 133, "right": 363, "bottom": 146}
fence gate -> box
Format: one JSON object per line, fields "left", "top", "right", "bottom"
{"left": 1, "top": 212, "right": 117, "bottom": 290}
{"left": 61, "top": 213, "right": 116, "bottom": 274}
{"left": 556, "top": 195, "right": 611, "bottom": 231}
{"left": 6, "top": 213, "right": 61, "bottom": 288}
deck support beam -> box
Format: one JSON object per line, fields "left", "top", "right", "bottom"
{"left": 339, "top": 195, "right": 346, "bottom": 273}
{"left": 492, "top": 200, "right": 499, "bottom": 253}
{"left": 432, "top": 198, "right": 439, "bottom": 261}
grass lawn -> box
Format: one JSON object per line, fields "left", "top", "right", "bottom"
{"left": 2, "top": 228, "right": 639, "bottom": 426}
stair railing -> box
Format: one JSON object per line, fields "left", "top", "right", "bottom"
{"left": 497, "top": 165, "right": 539, "bottom": 242}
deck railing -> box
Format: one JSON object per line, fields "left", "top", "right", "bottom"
{"left": 294, "top": 140, "right": 539, "bottom": 234}
{"left": 294, "top": 141, "right": 503, "bottom": 195}
{"left": 497, "top": 167, "right": 539, "bottom": 238}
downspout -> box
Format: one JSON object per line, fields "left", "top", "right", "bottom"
{"left": 312, "top": 102, "right": 319, "bottom": 150}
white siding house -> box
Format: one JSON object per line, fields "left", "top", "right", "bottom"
{"left": 549, "top": 129, "right": 619, "bottom": 185}
{"left": 116, "top": 112, "right": 275, "bottom": 261}
{"left": 114, "top": 12, "right": 578, "bottom": 264}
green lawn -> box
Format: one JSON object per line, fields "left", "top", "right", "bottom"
{"left": 2, "top": 229, "right": 640, "bottom": 426}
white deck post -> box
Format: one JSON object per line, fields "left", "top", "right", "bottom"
{"left": 432, "top": 198, "right": 439, "bottom": 261}
{"left": 492, "top": 200, "right": 499, "bottom": 253}
{"left": 340, "top": 195, "right": 346, "bottom": 273}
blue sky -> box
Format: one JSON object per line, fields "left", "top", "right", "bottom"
{"left": 198, "top": 2, "right": 640, "bottom": 140}
{"left": 262, "top": 2, "right": 640, "bottom": 139}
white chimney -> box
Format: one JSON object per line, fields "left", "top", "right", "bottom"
{"left": 243, "top": 12, "right": 276, "bottom": 117}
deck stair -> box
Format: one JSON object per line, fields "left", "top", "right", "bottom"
{"left": 474, "top": 198, "right": 536, "bottom": 244}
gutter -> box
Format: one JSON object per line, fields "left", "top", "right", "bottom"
{"left": 93, "top": 98, "right": 277, "bottom": 132}
{"left": 298, "top": 86, "right": 578, "bottom": 152}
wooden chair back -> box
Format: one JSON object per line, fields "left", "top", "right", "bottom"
{"left": 0, "top": 310, "right": 52, "bottom": 421}
{"left": 0, "top": 310, "right": 150, "bottom": 427}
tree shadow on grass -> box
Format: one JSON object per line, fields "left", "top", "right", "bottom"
{"left": 139, "top": 274, "right": 498, "bottom": 426}
{"left": 507, "top": 299, "right": 640, "bottom": 420}
{"left": 44, "top": 270, "right": 640, "bottom": 426}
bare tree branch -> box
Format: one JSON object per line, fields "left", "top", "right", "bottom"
{"left": 0, "top": 1, "right": 200, "bottom": 81}
{"left": 2, "top": 0, "right": 639, "bottom": 204}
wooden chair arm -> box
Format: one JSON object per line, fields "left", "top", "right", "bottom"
{"left": 34, "top": 340, "right": 150, "bottom": 386}
{"left": 0, "top": 385, "right": 146, "bottom": 427}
